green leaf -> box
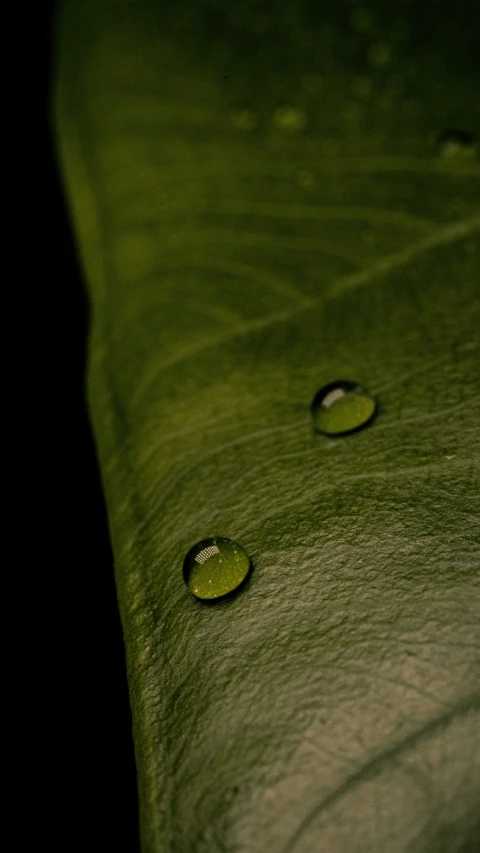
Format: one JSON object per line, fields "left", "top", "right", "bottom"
{"left": 54, "top": 1, "right": 480, "bottom": 850}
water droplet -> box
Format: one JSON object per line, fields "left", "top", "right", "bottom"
{"left": 229, "top": 103, "right": 257, "bottom": 131}
{"left": 311, "top": 380, "right": 377, "bottom": 436}
{"left": 183, "top": 537, "right": 252, "bottom": 600}
{"left": 272, "top": 105, "right": 307, "bottom": 132}
{"left": 367, "top": 41, "right": 392, "bottom": 67}
{"left": 349, "top": 7, "right": 374, "bottom": 34}
{"left": 437, "top": 130, "right": 478, "bottom": 159}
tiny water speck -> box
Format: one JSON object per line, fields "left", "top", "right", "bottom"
{"left": 183, "top": 537, "right": 252, "bottom": 600}
{"left": 311, "top": 380, "right": 377, "bottom": 435}
{"left": 437, "top": 130, "right": 478, "bottom": 158}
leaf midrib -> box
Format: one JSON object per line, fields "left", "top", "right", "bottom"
{"left": 128, "top": 215, "right": 479, "bottom": 404}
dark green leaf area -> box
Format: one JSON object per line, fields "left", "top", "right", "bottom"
{"left": 55, "top": 0, "right": 480, "bottom": 850}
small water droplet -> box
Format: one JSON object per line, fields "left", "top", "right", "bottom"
{"left": 367, "top": 41, "right": 392, "bottom": 67}
{"left": 272, "top": 105, "right": 307, "bottom": 132}
{"left": 437, "top": 130, "right": 478, "bottom": 159}
{"left": 311, "top": 380, "right": 377, "bottom": 436}
{"left": 229, "top": 103, "right": 257, "bottom": 131}
{"left": 183, "top": 537, "right": 252, "bottom": 600}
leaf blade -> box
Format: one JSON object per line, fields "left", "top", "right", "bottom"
{"left": 54, "top": 1, "right": 480, "bottom": 850}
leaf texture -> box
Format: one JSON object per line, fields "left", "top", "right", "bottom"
{"left": 54, "top": 1, "right": 480, "bottom": 850}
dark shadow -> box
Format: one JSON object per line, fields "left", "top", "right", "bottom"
{"left": 37, "top": 3, "right": 141, "bottom": 849}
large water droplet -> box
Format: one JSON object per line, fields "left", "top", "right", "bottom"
{"left": 311, "top": 380, "right": 377, "bottom": 436}
{"left": 437, "top": 130, "right": 478, "bottom": 159}
{"left": 183, "top": 537, "right": 252, "bottom": 600}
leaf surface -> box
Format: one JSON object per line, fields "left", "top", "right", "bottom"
{"left": 54, "top": 1, "right": 480, "bottom": 850}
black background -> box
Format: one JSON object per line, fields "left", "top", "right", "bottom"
{"left": 38, "top": 2, "right": 140, "bottom": 849}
